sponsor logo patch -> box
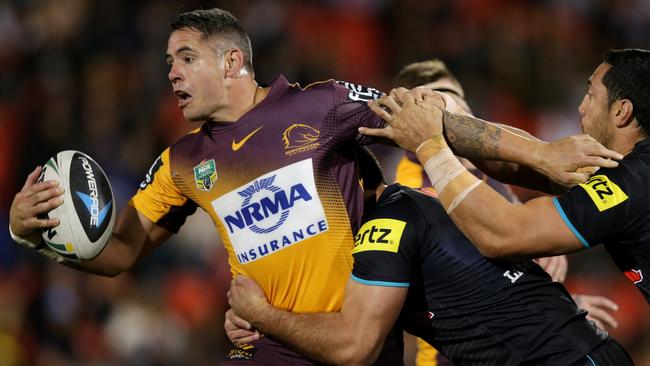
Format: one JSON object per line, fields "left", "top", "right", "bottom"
{"left": 232, "top": 126, "right": 264, "bottom": 151}
{"left": 624, "top": 269, "right": 643, "bottom": 284}
{"left": 353, "top": 218, "right": 406, "bottom": 254}
{"left": 578, "top": 174, "right": 628, "bottom": 212}
{"left": 282, "top": 123, "right": 321, "bottom": 156}
{"left": 212, "top": 159, "right": 328, "bottom": 264}
{"left": 226, "top": 343, "right": 257, "bottom": 361}
{"left": 193, "top": 159, "right": 217, "bottom": 191}
{"left": 70, "top": 153, "right": 113, "bottom": 242}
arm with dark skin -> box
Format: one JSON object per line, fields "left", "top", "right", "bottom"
{"left": 361, "top": 93, "right": 621, "bottom": 259}
{"left": 227, "top": 276, "right": 406, "bottom": 366}
{"left": 376, "top": 88, "right": 620, "bottom": 190}
{"left": 438, "top": 110, "right": 616, "bottom": 189}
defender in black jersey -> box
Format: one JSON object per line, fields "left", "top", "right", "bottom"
{"left": 228, "top": 184, "right": 633, "bottom": 366}
{"left": 361, "top": 49, "right": 650, "bottom": 309}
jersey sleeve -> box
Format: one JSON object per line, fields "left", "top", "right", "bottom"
{"left": 128, "top": 148, "right": 197, "bottom": 233}
{"left": 553, "top": 170, "right": 631, "bottom": 248}
{"left": 351, "top": 215, "right": 418, "bottom": 287}
{"left": 334, "top": 80, "right": 385, "bottom": 146}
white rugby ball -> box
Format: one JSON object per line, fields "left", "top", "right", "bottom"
{"left": 38, "top": 150, "right": 115, "bottom": 261}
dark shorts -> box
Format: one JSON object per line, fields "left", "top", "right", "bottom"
{"left": 570, "top": 338, "right": 635, "bottom": 366}
{"left": 222, "top": 325, "right": 405, "bottom": 365}
{"left": 223, "top": 337, "right": 318, "bottom": 366}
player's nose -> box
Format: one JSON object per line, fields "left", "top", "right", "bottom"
{"left": 168, "top": 64, "right": 183, "bottom": 83}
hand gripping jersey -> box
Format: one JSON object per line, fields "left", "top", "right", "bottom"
{"left": 130, "top": 75, "right": 384, "bottom": 312}
{"left": 554, "top": 138, "right": 650, "bottom": 304}
{"left": 353, "top": 184, "right": 609, "bottom": 366}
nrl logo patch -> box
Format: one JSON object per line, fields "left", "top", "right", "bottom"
{"left": 193, "top": 159, "right": 217, "bottom": 191}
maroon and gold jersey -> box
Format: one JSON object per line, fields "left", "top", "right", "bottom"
{"left": 130, "top": 75, "right": 384, "bottom": 312}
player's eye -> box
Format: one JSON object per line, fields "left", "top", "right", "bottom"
{"left": 184, "top": 56, "right": 194, "bottom": 64}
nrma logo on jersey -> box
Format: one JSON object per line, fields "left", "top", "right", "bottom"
{"left": 212, "top": 159, "right": 328, "bottom": 264}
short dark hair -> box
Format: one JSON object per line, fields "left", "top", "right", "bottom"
{"left": 171, "top": 8, "right": 253, "bottom": 71}
{"left": 602, "top": 48, "right": 650, "bottom": 135}
{"left": 393, "top": 59, "right": 463, "bottom": 96}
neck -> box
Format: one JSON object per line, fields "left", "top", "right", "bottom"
{"left": 611, "top": 127, "right": 648, "bottom": 156}
{"left": 208, "top": 78, "right": 270, "bottom": 122}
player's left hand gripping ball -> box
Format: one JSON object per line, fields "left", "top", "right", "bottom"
{"left": 39, "top": 150, "right": 115, "bottom": 261}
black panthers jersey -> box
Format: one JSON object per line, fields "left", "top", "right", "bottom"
{"left": 352, "top": 184, "right": 608, "bottom": 366}
{"left": 554, "top": 138, "right": 650, "bottom": 304}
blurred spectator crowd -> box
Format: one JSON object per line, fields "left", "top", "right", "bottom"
{"left": 1, "top": 0, "right": 649, "bottom": 364}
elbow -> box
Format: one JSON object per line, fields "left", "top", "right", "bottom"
{"left": 332, "top": 339, "right": 381, "bottom": 366}
{"left": 334, "top": 350, "right": 374, "bottom": 366}
{"left": 468, "top": 231, "right": 522, "bottom": 260}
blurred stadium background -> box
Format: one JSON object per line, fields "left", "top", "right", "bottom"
{"left": 1, "top": 0, "right": 649, "bottom": 365}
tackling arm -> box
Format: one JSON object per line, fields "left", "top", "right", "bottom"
{"left": 417, "top": 136, "right": 584, "bottom": 259}
{"left": 228, "top": 276, "right": 407, "bottom": 366}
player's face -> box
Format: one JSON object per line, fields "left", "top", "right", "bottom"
{"left": 166, "top": 29, "right": 227, "bottom": 121}
{"left": 578, "top": 63, "right": 615, "bottom": 148}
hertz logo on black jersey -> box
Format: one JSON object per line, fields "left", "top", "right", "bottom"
{"left": 353, "top": 219, "right": 406, "bottom": 254}
{"left": 579, "top": 174, "right": 628, "bottom": 212}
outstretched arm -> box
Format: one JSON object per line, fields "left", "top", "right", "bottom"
{"left": 9, "top": 166, "right": 171, "bottom": 276}
{"left": 361, "top": 93, "right": 603, "bottom": 259}
{"left": 362, "top": 89, "right": 622, "bottom": 188}
{"left": 228, "top": 275, "right": 406, "bottom": 366}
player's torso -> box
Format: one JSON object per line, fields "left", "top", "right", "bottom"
{"left": 602, "top": 141, "right": 650, "bottom": 304}
{"left": 168, "top": 77, "right": 369, "bottom": 312}
{"left": 392, "top": 188, "right": 604, "bottom": 365}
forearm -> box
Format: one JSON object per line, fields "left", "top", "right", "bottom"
{"left": 472, "top": 160, "right": 568, "bottom": 194}
{"left": 63, "top": 233, "right": 140, "bottom": 276}
{"left": 252, "top": 308, "right": 373, "bottom": 366}
{"left": 443, "top": 111, "right": 542, "bottom": 166}
{"left": 417, "top": 137, "right": 559, "bottom": 259}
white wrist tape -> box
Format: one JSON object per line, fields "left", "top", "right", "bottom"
{"left": 446, "top": 180, "right": 482, "bottom": 213}
{"left": 9, "top": 224, "right": 64, "bottom": 263}
{"left": 9, "top": 224, "right": 39, "bottom": 248}
{"left": 422, "top": 147, "right": 466, "bottom": 194}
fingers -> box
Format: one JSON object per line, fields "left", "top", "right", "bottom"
{"left": 232, "top": 331, "right": 261, "bottom": 346}
{"left": 226, "top": 308, "right": 252, "bottom": 330}
{"left": 389, "top": 87, "right": 409, "bottom": 102}
{"left": 574, "top": 294, "right": 619, "bottom": 329}
{"left": 22, "top": 166, "right": 42, "bottom": 190}
{"left": 377, "top": 95, "right": 402, "bottom": 116}
{"left": 579, "top": 156, "right": 619, "bottom": 169}
{"left": 368, "top": 100, "right": 393, "bottom": 122}
{"left": 587, "top": 307, "right": 618, "bottom": 329}
{"left": 537, "top": 255, "right": 567, "bottom": 283}
{"left": 358, "top": 126, "right": 393, "bottom": 140}
{"left": 588, "top": 317, "right": 606, "bottom": 330}
{"left": 559, "top": 172, "right": 591, "bottom": 185}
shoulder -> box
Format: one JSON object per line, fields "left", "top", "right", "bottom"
{"left": 374, "top": 185, "right": 446, "bottom": 223}
{"left": 163, "top": 125, "right": 211, "bottom": 172}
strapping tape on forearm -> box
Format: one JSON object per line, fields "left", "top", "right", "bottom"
{"left": 446, "top": 180, "right": 482, "bottom": 213}
{"left": 422, "top": 147, "right": 466, "bottom": 194}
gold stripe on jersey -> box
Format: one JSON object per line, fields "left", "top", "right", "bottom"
{"left": 395, "top": 155, "right": 425, "bottom": 188}
{"left": 129, "top": 148, "right": 189, "bottom": 224}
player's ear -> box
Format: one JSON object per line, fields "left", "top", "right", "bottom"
{"left": 612, "top": 99, "right": 634, "bottom": 128}
{"left": 223, "top": 49, "right": 246, "bottom": 78}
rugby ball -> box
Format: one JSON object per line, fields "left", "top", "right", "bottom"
{"left": 38, "top": 151, "right": 115, "bottom": 261}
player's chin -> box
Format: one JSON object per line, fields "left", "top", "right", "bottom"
{"left": 182, "top": 109, "right": 207, "bottom": 122}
